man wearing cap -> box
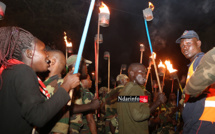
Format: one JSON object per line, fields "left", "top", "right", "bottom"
{"left": 176, "top": 30, "right": 215, "bottom": 133}
{"left": 105, "top": 74, "right": 129, "bottom": 134}
{"left": 183, "top": 47, "right": 215, "bottom": 134}
{"left": 67, "top": 55, "right": 98, "bottom": 134}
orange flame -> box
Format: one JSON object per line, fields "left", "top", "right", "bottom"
{"left": 99, "top": 2, "right": 110, "bottom": 14}
{"left": 150, "top": 52, "right": 156, "bottom": 59}
{"left": 64, "top": 32, "right": 72, "bottom": 47}
{"left": 165, "top": 60, "right": 177, "bottom": 73}
{"left": 149, "top": 2, "right": 154, "bottom": 11}
{"left": 158, "top": 60, "right": 165, "bottom": 68}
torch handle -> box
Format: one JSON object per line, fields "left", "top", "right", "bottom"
{"left": 108, "top": 57, "right": 110, "bottom": 92}
{"left": 161, "top": 71, "right": 166, "bottom": 92}
{"left": 144, "top": 62, "right": 152, "bottom": 87}
{"left": 73, "top": 0, "right": 95, "bottom": 74}
{"left": 140, "top": 51, "right": 143, "bottom": 64}
{"left": 152, "top": 57, "right": 162, "bottom": 93}
{"left": 144, "top": 20, "right": 153, "bottom": 54}
{"left": 176, "top": 77, "right": 183, "bottom": 93}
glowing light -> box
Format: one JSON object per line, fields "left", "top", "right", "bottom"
{"left": 149, "top": 2, "right": 154, "bottom": 11}
{"left": 64, "top": 32, "right": 72, "bottom": 47}
{"left": 99, "top": 2, "right": 110, "bottom": 14}
{"left": 150, "top": 52, "right": 156, "bottom": 59}
{"left": 165, "top": 60, "right": 177, "bottom": 73}
{"left": 158, "top": 60, "right": 166, "bottom": 68}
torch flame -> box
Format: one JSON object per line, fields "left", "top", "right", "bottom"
{"left": 150, "top": 52, "right": 156, "bottom": 59}
{"left": 99, "top": 2, "right": 110, "bottom": 14}
{"left": 158, "top": 60, "right": 165, "bottom": 68}
{"left": 64, "top": 32, "right": 72, "bottom": 47}
{"left": 149, "top": 2, "right": 154, "bottom": 11}
{"left": 165, "top": 60, "right": 177, "bottom": 73}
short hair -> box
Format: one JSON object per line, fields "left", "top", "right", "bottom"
{"left": 128, "top": 63, "right": 146, "bottom": 73}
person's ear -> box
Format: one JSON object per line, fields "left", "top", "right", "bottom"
{"left": 26, "top": 49, "right": 33, "bottom": 59}
{"left": 197, "top": 40, "right": 201, "bottom": 48}
{"left": 129, "top": 71, "right": 134, "bottom": 77}
{"left": 50, "top": 58, "right": 56, "bottom": 65}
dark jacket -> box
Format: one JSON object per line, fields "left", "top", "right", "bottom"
{"left": 0, "top": 64, "right": 70, "bottom": 134}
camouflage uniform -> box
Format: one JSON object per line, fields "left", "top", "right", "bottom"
{"left": 43, "top": 75, "right": 70, "bottom": 134}
{"left": 97, "top": 87, "right": 108, "bottom": 134}
{"left": 69, "top": 87, "right": 96, "bottom": 134}
{"left": 105, "top": 85, "right": 124, "bottom": 134}
{"left": 97, "top": 96, "right": 106, "bottom": 134}
{"left": 156, "top": 102, "right": 180, "bottom": 134}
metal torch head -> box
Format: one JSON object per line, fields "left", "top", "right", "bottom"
{"left": 121, "top": 64, "right": 127, "bottom": 71}
{"left": 99, "top": 13, "right": 110, "bottom": 27}
{"left": 140, "top": 44, "right": 145, "bottom": 52}
{"left": 143, "top": 8, "right": 153, "bottom": 21}
{"left": 104, "top": 51, "right": 110, "bottom": 60}
{"left": 158, "top": 67, "right": 165, "bottom": 76}
{"left": 170, "top": 72, "right": 178, "bottom": 80}
{"left": 67, "top": 46, "right": 73, "bottom": 53}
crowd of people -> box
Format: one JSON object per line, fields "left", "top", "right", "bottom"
{"left": 0, "top": 26, "right": 214, "bottom": 134}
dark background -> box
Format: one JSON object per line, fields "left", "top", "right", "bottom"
{"left": 1, "top": 0, "right": 215, "bottom": 95}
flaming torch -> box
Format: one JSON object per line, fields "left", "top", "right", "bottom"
{"left": 99, "top": 2, "right": 110, "bottom": 27}
{"left": 144, "top": 52, "right": 156, "bottom": 87}
{"left": 64, "top": 32, "right": 73, "bottom": 61}
{"left": 143, "top": 2, "right": 154, "bottom": 21}
{"left": 104, "top": 51, "right": 110, "bottom": 92}
{"left": 165, "top": 60, "right": 177, "bottom": 92}
{"left": 140, "top": 44, "right": 145, "bottom": 64}
{"left": 95, "top": 2, "right": 110, "bottom": 99}
{"left": 158, "top": 60, "right": 166, "bottom": 91}
{"left": 165, "top": 60, "right": 183, "bottom": 93}
{"left": 142, "top": 2, "right": 162, "bottom": 93}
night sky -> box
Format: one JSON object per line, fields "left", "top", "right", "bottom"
{"left": 1, "top": 0, "right": 215, "bottom": 94}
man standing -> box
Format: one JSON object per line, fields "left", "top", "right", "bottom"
{"left": 117, "top": 63, "right": 166, "bottom": 134}
{"left": 176, "top": 30, "right": 215, "bottom": 133}
{"left": 183, "top": 47, "right": 215, "bottom": 133}
{"left": 105, "top": 74, "right": 129, "bottom": 134}
{"left": 67, "top": 55, "right": 98, "bottom": 134}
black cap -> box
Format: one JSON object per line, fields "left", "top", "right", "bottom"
{"left": 176, "top": 30, "right": 199, "bottom": 44}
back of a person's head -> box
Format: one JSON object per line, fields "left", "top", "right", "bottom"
{"left": 48, "top": 50, "right": 66, "bottom": 72}
{"left": 116, "top": 74, "right": 129, "bottom": 85}
{"left": 0, "top": 26, "right": 35, "bottom": 66}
